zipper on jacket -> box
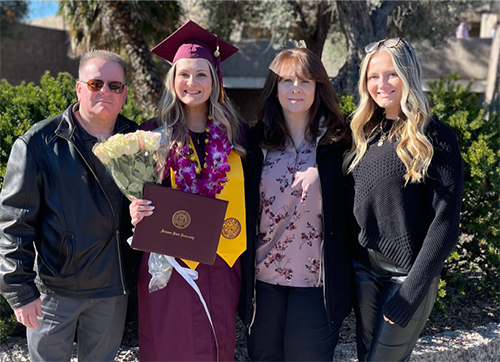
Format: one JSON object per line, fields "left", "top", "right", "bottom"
{"left": 315, "top": 128, "right": 329, "bottom": 308}
{"left": 68, "top": 138, "right": 128, "bottom": 294}
{"left": 116, "top": 230, "right": 127, "bottom": 294}
{"left": 248, "top": 149, "right": 266, "bottom": 336}
{"left": 247, "top": 221, "right": 260, "bottom": 335}
{"left": 318, "top": 168, "right": 327, "bottom": 309}
{"left": 315, "top": 141, "right": 337, "bottom": 327}
{"left": 315, "top": 142, "right": 329, "bottom": 313}
{"left": 248, "top": 294, "right": 257, "bottom": 335}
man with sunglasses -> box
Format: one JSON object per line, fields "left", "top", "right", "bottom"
{"left": 0, "top": 50, "right": 138, "bottom": 361}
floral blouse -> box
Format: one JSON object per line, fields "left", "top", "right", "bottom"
{"left": 256, "top": 138, "right": 323, "bottom": 287}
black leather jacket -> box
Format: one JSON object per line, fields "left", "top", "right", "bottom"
{"left": 0, "top": 103, "right": 139, "bottom": 309}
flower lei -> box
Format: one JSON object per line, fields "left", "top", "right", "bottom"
{"left": 165, "top": 116, "right": 233, "bottom": 198}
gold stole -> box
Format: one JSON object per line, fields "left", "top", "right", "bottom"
{"left": 170, "top": 136, "right": 246, "bottom": 270}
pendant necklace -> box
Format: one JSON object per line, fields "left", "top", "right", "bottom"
{"left": 377, "top": 122, "right": 389, "bottom": 147}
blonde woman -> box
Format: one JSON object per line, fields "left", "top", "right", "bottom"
{"left": 130, "top": 21, "right": 247, "bottom": 361}
{"left": 344, "top": 38, "right": 464, "bottom": 362}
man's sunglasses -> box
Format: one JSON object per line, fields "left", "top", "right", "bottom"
{"left": 364, "top": 37, "right": 408, "bottom": 54}
{"left": 80, "top": 79, "right": 126, "bottom": 94}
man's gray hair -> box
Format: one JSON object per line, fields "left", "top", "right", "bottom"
{"left": 78, "top": 50, "right": 127, "bottom": 81}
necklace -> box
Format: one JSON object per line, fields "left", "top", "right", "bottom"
{"left": 193, "top": 131, "right": 204, "bottom": 145}
{"left": 166, "top": 116, "right": 233, "bottom": 198}
{"left": 377, "top": 122, "right": 389, "bottom": 147}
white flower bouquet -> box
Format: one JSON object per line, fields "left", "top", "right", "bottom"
{"left": 92, "top": 130, "right": 168, "bottom": 201}
{"left": 93, "top": 128, "right": 174, "bottom": 292}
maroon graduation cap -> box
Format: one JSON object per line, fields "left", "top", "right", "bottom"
{"left": 151, "top": 20, "right": 238, "bottom": 103}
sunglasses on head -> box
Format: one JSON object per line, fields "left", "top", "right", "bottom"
{"left": 80, "top": 79, "right": 126, "bottom": 94}
{"left": 364, "top": 37, "right": 408, "bottom": 54}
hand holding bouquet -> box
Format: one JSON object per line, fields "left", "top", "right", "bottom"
{"left": 93, "top": 128, "right": 173, "bottom": 292}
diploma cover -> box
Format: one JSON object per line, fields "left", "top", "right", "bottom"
{"left": 132, "top": 183, "right": 229, "bottom": 265}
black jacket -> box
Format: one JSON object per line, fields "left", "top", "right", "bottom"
{"left": 239, "top": 123, "right": 353, "bottom": 330}
{"left": 0, "top": 103, "right": 139, "bottom": 309}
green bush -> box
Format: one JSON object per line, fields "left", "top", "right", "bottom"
{"left": 0, "top": 72, "right": 76, "bottom": 188}
{"left": 427, "top": 74, "right": 500, "bottom": 307}
{"left": 339, "top": 92, "right": 357, "bottom": 117}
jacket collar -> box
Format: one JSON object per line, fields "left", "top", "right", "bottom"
{"left": 55, "top": 102, "right": 133, "bottom": 140}
{"left": 316, "top": 118, "right": 328, "bottom": 145}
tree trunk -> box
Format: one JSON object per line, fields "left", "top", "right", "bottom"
{"left": 294, "top": 1, "right": 334, "bottom": 58}
{"left": 332, "top": 0, "right": 399, "bottom": 97}
{"left": 101, "top": 1, "right": 163, "bottom": 115}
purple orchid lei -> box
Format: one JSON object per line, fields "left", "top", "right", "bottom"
{"left": 166, "top": 116, "right": 233, "bottom": 198}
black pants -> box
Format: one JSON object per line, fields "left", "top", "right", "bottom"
{"left": 353, "top": 259, "right": 440, "bottom": 362}
{"left": 247, "top": 281, "right": 341, "bottom": 361}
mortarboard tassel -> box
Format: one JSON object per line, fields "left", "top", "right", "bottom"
{"left": 214, "top": 38, "right": 226, "bottom": 104}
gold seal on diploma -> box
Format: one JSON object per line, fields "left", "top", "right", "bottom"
{"left": 172, "top": 210, "right": 191, "bottom": 229}
{"left": 221, "top": 218, "right": 241, "bottom": 239}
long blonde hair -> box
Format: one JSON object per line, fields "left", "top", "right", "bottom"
{"left": 156, "top": 59, "right": 246, "bottom": 157}
{"left": 343, "top": 40, "right": 433, "bottom": 184}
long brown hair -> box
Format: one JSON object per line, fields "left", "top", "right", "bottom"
{"left": 257, "top": 47, "right": 349, "bottom": 150}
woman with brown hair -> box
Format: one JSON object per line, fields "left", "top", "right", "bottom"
{"left": 239, "top": 46, "right": 353, "bottom": 361}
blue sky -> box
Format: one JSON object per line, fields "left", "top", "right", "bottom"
{"left": 27, "top": 0, "right": 59, "bottom": 21}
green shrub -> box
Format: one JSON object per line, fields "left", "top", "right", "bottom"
{"left": 0, "top": 72, "right": 77, "bottom": 188}
{"left": 339, "top": 92, "right": 357, "bottom": 117}
{"left": 427, "top": 74, "right": 500, "bottom": 307}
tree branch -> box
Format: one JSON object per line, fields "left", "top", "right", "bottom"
{"left": 371, "top": 0, "right": 400, "bottom": 40}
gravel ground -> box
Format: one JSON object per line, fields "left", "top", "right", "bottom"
{"left": 3, "top": 264, "right": 498, "bottom": 361}
{"left": 2, "top": 322, "right": 498, "bottom": 361}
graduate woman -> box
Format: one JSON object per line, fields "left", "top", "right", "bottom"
{"left": 239, "top": 45, "right": 353, "bottom": 361}
{"left": 344, "top": 38, "right": 464, "bottom": 361}
{"left": 129, "top": 21, "right": 247, "bottom": 361}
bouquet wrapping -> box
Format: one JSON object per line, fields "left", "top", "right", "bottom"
{"left": 92, "top": 129, "right": 173, "bottom": 291}
{"left": 92, "top": 130, "right": 167, "bottom": 201}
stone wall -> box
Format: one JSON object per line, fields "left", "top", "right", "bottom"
{"left": 1, "top": 23, "right": 79, "bottom": 86}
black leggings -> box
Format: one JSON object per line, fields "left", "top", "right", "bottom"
{"left": 353, "top": 259, "right": 440, "bottom": 362}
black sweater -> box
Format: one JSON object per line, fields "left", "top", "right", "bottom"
{"left": 348, "top": 117, "right": 464, "bottom": 328}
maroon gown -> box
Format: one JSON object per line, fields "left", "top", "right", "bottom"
{"left": 137, "top": 119, "right": 242, "bottom": 361}
{"left": 137, "top": 248, "right": 241, "bottom": 362}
